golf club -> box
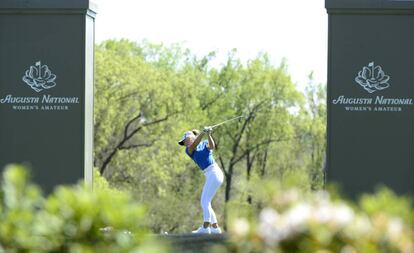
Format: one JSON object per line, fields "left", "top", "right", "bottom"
{"left": 204, "top": 115, "right": 245, "bottom": 132}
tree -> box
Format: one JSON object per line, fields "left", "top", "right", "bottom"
{"left": 207, "top": 55, "right": 301, "bottom": 203}
{"left": 94, "top": 40, "right": 202, "bottom": 176}
{"left": 93, "top": 40, "right": 326, "bottom": 232}
{"left": 295, "top": 72, "right": 327, "bottom": 190}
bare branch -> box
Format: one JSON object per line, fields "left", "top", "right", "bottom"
{"left": 201, "top": 92, "right": 224, "bottom": 110}
{"left": 100, "top": 114, "right": 170, "bottom": 175}
{"left": 142, "top": 115, "right": 169, "bottom": 127}
{"left": 124, "top": 112, "right": 142, "bottom": 140}
{"left": 118, "top": 91, "right": 140, "bottom": 102}
{"left": 218, "top": 156, "right": 228, "bottom": 177}
{"left": 119, "top": 143, "right": 153, "bottom": 150}
{"left": 232, "top": 137, "right": 289, "bottom": 166}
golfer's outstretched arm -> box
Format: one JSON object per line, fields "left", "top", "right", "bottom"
{"left": 207, "top": 132, "right": 215, "bottom": 150}
{"left": 188, "top": 131, "right": 205, "bottom": 154}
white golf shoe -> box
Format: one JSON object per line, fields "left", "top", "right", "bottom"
{"left": 192, "top": 226, "right": 211, "bottom": 234}
{"left": 210, "top": 227, "right": 222, "bottom": 234}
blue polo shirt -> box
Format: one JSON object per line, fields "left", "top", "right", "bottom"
{"left": 186, "top": 140, "right": 215, "bottom": 170}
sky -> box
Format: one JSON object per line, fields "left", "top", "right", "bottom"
{"left": 94, "top": 0, "right": 328, "bottom": 89}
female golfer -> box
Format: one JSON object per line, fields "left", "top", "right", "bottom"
{"left": 178, "top": 127, "right": 224, "bottom": 234}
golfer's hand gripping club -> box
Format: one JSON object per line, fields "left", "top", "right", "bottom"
{"left": 203, "top": 126, "right": 213, "bottom": 133}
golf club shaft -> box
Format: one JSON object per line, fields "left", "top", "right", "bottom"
{"left": 211, "top": 115, "right": 244, "bottom": 129}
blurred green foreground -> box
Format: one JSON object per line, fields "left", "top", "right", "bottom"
{"left": 0, "top": 164, "right": 412, "bottom": 253}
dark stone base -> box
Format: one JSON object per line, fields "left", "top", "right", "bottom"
{"left": 161, "top": 233, "right": 229, "bottom": 253}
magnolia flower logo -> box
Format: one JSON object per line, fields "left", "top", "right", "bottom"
{"left": 355, "top": 62, "right": 390, "bottom": 93}
{"left": 22, "top": 61, "right": 57, "bottom": 92}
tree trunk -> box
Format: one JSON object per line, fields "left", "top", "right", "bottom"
{"left": 224, "top": 166, "right": 233, "bottom": 202}
{"left": 223, "top": 166, "right": 233, "bottom": 231}
{"left": 260, "top": 147, "right": 269, "bottom": 178}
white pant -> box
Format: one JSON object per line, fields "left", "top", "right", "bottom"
{"left": 201, "top": 164, "right": 224, "bottom": 223}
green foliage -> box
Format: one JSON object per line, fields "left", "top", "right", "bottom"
{"left": 94, "top": 39, "right": 327, "bottom": 232}
{"left": 1, "top": 166, "right": 412, "bottom": 253}
{"left": 0, "top": 164, "right": 43, "bottom": 251}
{"left": 359, "top": 187, "right": 414, "bottom": 226}
{"left": 227, "top": 187, "right": 414, "bottom": 253}
{"left": 93, "top": 168, "right": 122, "bottom": 196}
{"left": 0, "top": 164, "right": 168, "bottom": 253}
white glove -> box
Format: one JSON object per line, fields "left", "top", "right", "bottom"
{"left": 203, "top": 126, "right": 212, "bottom": 133}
